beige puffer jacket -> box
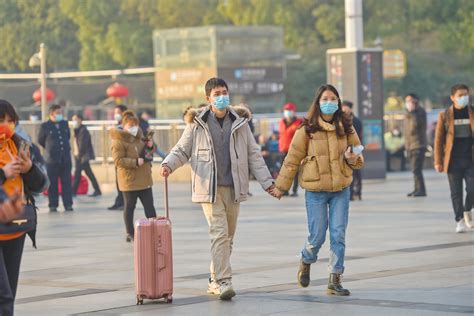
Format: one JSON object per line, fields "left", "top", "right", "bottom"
{"left": 276, "top": 118, "right": 364, "bottom": 192}
{"left": 111, "top": 128, "right": 153, "bottom": 192}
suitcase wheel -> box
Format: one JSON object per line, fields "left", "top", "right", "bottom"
{"left": 164, "top": 295, "right": 173, "bottom": 303}
{"left": 136, "top": 296, "right": 144, "bottom": 305}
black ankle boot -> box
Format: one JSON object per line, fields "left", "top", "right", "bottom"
{"left": 297, "top": 260, "right": 311, "bottom": 287}
{"left": 327, "top": 273, "right": 350, "bottom": 296}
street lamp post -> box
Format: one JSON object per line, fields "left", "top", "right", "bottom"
{"left": 29, "top": 43, "right": 48, "bottom": 121}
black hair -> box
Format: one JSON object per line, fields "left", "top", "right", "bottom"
{"left": 49, "top": 104, "right": 62, "bottom": 114}
{"left": 342, "top": 100, "right": 353, "bottom": 108}
{"left": 205, "top": 77, "right": 228, "bottom": 96}
{"left": 74, "top": 114, "right": 84, "bottom": 120}
{"left": 114, "top": 105, "right": 128, "bottom": 113}
{"left": 303, "top": 84, "right": 353, "bottom": 137}
{"left": 404, "top": 93, "right": 419, "bottom": 101}
{"left": 0, "top": 99, "right": 20, "bottom": 123}
{"left": 451, "top": 84, "right": 469, "bottom": 96}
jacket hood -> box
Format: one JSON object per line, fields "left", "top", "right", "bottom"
{"left": 110, "top": 127, "right": 143, "bottom": 143}
{"left": 184, "top": 105, "right": 251, "bottom": 124}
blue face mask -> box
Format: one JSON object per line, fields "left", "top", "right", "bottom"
{"left": 213, "top": 95, "right": 230, "bottom": 110}
{"left": 54, "top": 114, "right": 64, "bottom": 122}
{"left": 456, "top": 95, "right": 469, "bottom": 108}
{"left": 320, "top": 102, "right": 339, "bottom": 115}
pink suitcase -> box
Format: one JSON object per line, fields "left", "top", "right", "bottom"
{"left": 134, "top": 178, "right": 173, "bottom": 305}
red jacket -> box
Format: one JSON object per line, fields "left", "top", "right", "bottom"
{"left": 279, "top": 117, "right": 303, "bottom": 153}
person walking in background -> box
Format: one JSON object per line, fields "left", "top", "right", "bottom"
{"left": 384, "top": 128, "right": 406, "bottom": 171}
{"left": 434, "top": 84, "right": 473, "bottom": 233}
{"left": 273, "top": 84, "right": 364, "bottom": 296}
{"left": 404, "top": 93, "right": 427, "bottom": 197}
{"left": 161, "top": 78, "right": 277, "bottom": 300}
{"left": 111, "top": 111, "right": 157, "bottom": 242}
{"left": 0, "top": 100, "right": 48, "bottom": 316}
{"left": 38, "top": 104, "right": 74, "bottom": 212}
{"left": 108, "top": 104, "right": 128, "bottom": 210}
{"left": 72, "top": 115, "right": 101, "bottom": 197}
{"left": 342, "top": 100, "right": 363, "bottom": 201}
{"left": 139, "top": 110, "right": 151, "bottom": 135}
{"left": 279, "top": 103, "right": 303, "bottom": 197}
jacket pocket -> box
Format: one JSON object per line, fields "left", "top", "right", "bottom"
{"left": 340, "top": 157, "right": 353, "bottom": 177}
{"left": 301, "top": 156, "right": 320, "bottom": 182}
{"left": 193, "top": 160, "right": 211, "bottom": 195}
{"left": 124, "top": 169, "right": 135, "bottom": 182}
{"left": 197, "top": 149, "right": 210, "bottom": 162}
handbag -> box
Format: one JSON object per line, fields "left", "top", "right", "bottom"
{"left": 0, "top": 204, "right": 37, "bottom": 234}
{"left": 141, "top": 131, "right": 156, "bottom": 163}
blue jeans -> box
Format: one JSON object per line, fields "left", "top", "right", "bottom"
{"left": 302, "top": 187, "right": 350, "bottom": 274}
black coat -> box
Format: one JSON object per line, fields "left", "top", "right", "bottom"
{"left": 0, "top": 134, "right": 49, "bottom": 246}
{"left": 74, "top": 125, "right": 95, "bottom": 163}
{"left": 405, "top": 107, "right": 427, "bottom": 151}
{"left": 37, "top": 120, "right": 72, "bottom": 164}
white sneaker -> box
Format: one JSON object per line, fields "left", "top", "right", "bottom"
{"left": 207, "top": 279, "right": 236, "bottom": 300}
{"left": 218, "top": 280, "right": 236, "bottom": 300}
{"left": 207, "top": 280, "right": 220, "bottom": 295}
{"left": 456, "top": 220, "right": 468, "bottom": 233}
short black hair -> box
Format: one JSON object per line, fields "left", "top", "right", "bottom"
{"left": 49, "top": 104, "right": 62, "bottom": 114}
{"left": 0, "top": 99, "right": 20, "bottom": 123}
{"left": 74, "top": 114, "right": 84, "bottom": 120}
{"left": 205, "top": 77, "right": 228, "bottom": 97}
{"left": 115, "top": 105, "right": 128, "bottom": 113}
{"left": 451, "top": 84, "right": 469, "bottom": 96}
{"left": 404, "top": 93, "right": 419, "bottom": 101}
{"left": 342, "top": 100, "right": 353, "bottom": 108}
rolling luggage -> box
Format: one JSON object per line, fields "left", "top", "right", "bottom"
{"left": 134, "top": 178, "right": 173, "bottom": 305}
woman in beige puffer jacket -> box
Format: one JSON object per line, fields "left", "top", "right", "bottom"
{"left": 111, "top": 111, "right": 157, "bottom": 242}
{"left": 275, "top": 84, "right": 364, "bottom": 297}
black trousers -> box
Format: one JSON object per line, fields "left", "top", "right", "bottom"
{"left": 0, "top": 234, "right": 26, "bottom": 316}
{"left": 350, "top": 169, "right": 362, "bottom": 198}
{"left": 409, "top": 149, "right": 426, "bottom": 194}
{"left": 73, "top": 159, "right": 101, "bottom": 194}
{"left": 46, "top": 161, "right": 73, "bottom": 208}
{"left": 123, "top": 188, "right": 157, "bottom": 236}
{"left": 281, "top": 152, "right": 299, "bottom": 194}
{"left": 113, "top": 168, "right": 124, "bottom": 207}
{"left": 448, "top": 163, "right": 474, "bottom": 222}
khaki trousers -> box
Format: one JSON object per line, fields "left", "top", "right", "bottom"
{"left": 201, "top": 186, "right": 240, "bottom": 282}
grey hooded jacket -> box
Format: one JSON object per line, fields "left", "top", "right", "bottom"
{"left": 162, "top": 106, "right": 273, "bottom": 203}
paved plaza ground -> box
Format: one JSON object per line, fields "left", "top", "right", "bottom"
{"left": 15, "top": 170, "right": 474, "bottom": 315}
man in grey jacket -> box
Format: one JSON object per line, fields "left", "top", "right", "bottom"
{"left": 161, "top": 78, "right": 277, "bottom": 300}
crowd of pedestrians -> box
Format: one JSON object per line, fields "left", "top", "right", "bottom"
{"left": 0, "top": 80, "right": 472, "bottom": 312}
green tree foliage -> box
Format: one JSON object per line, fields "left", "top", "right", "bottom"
{"left": 0, "top": 0, "right": 471, "bottom": 106}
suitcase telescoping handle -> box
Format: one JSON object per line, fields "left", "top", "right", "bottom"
{"left": 164, "top": 176, "right": 169, "bottom": 219}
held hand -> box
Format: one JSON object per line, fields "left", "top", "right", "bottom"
{"left": 2, "top": 161, "right": 21, "bottom": 179}
{"left": 160, "top": 165, "right": 171, "bottom": 178}
{"left": 272, "top": 187, "right": 283, "bottom": 200}
{"left": 137, "top": 158, "right": 145, "bottom": 166}
{"left": 17, "top": 151, "right": 33, "bottom": 174}
{"left": 435, "top": 164, "right": 443, "bottom": 173}
{"left": 344, "top": 147, "right": 360, "bottom": 165}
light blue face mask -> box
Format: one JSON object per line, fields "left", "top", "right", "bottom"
{"left": 320, "top": 101, "right": 339, "bottom": 115}
{"left": 55, "top": 114, "right": 64, "bottom": 122}
{"left": 213, "top": 95, "right": 230, "bottom": 110}
{"left": 456, "top": 95, "right": 469, "bottom": 108}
